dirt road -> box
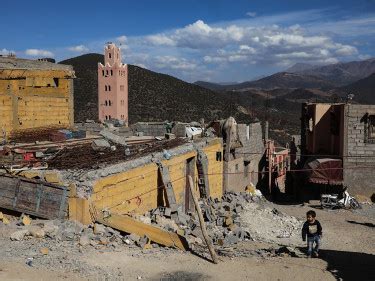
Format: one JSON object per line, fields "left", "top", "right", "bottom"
{"left": 0, "top": 202, "right": 374, "bottom": 281}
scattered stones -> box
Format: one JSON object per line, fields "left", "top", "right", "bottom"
{"left": 40, "top": 247, "right": 49, "bottom": 255}
{"left": 93, "top": 223, "right": 106, "bottom": 235}
{"left": 10, "top": 229, "right": 29, "bottom": 241}
{"left": 0, "top": 212, "right": 10, "bottom": 225}
{"left": 128, "top": 233, "right": 141, "bottom": 243}
{"left": 28, "top": 226, "right": 45, "bottom": 238}
{"left": 79, "top": 235, "right": 91, "bottom": 246}
{"left": 91, "top": 139, "right": 111, "bottom": 151}
{"left": 21, "top": 214, "right": 31, "bottom": 226}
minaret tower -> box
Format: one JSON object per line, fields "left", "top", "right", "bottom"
{"left": 98, "top": 42, "right": 128, "bottom": 125}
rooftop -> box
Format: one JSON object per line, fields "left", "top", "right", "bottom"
{"left": 0, "top": 56, "right": 73, "bottom": 71}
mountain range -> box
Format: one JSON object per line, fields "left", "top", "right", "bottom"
{"left": 195, "top": 58, "right": 375, "bottom": 91}
{"left": 60, "top": 55, "right": 375, "bottom": 145}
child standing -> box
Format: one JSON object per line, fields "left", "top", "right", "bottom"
{"left": 302, "top": 210, "right": 322, "bottom": 258}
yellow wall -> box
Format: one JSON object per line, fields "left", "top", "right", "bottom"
{"left": 0, "top": 68, "right": 74, "bottom": 139}
{"left": 91, "top": 140, "right": 224, "bottom": 216}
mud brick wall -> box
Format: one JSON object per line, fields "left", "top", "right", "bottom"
{"left": 235, "top": 122, "right": 264, "bottom": 186}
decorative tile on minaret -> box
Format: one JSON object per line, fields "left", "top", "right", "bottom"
{"left": 98, "top": 42, "right": 128, "bottom": 125}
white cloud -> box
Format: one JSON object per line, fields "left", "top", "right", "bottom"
{"left": 358, "top": 54, "right": 372, "bottom": 60}
{"left": 335, "top": 45, "right": 358, "bottom": 56}
{"left": 246, "top": 12, "right": 257, "bottom": 17}
{"left": 116, "top": 35, "right": 127, "bottom": 44}
{"left": 65, "top": 10, "right": 373, "bottom": 82}
{"left": 68, "top": 45, "right": 89, "bottom": 53}
{"left": 25, "top": 49, "right": 54, "bottom": 57}
{"left": 0, "top": 48, "right": 15, "bottom": 56}
{"left": 153, "top": 56, "right": 197, "bottom": 71}
{"left": 146, "top": 34, "right": 176, "bottom": 46}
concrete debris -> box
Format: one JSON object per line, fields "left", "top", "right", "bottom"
{"left": 142, "top": 191, "right": 262, "bottom": 249}
{"left": 240, "top": 201, "right": 303, "bottom": 244}
{"left": 93, "top": 223, "right": 106, "bottom": 235}
{"left": 100, "top": 130, "right": 128, "bottom": 146}
{"left": 21, "top": 214, "right": 32, "bottom": 226}
{"left": 91, "top": 139, "right": 111, "bottom": 151}
{"left": 10, "top": 229, "right": 30, "bottom": 241}
{"left": 28, "top": 226, "right": 45, "bottom": 238}
{"left": 0, "top": 212, "right": 10, "bottom": 225}
{"left": 40, "top": 247, "right": 49, "bottom": 255}
{"left": 2, "top": 188, "right": 304, "bottom": 265}
{"left": 79, "top": 235, "right": 91, "bottom": 246}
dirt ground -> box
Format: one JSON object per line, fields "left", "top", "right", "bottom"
{"left": 0, "top": 201, "right": 374, "bottom": 281}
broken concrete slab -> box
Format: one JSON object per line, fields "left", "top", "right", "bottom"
{"left": 10, "top": 229, "right": 29, "bottom": 241}
{"left": 28, "top": 226, "right": 45, "bottom": 238}
{"left": 93, "top": 223, "right": 106, "bottom": 235}
{"left": 100, "top": 130, "right": 127, "bottom": 146}
{"left": 91, "top": 139, "right": 111, "bottom": 151}
{"left": 79, "top": 235, "right": 91, "bottom": 246}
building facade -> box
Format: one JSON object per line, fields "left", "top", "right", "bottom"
{"left": 0, "top": 56, "right": 74, "bottom": 141}
{"left": 301, "top": 102, "right": 375, "bottom": 196}
{"left": 98, "top": 43, "right": 128, "bottom": 125}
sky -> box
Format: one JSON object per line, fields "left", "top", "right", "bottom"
{"left": 1, "top": 0, "right": 375, "bottom": 82}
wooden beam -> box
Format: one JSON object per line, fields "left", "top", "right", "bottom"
{"left": 95, "top": 212, "right": 188, "bottom": 251}
{"left": 188, "top": 175, "right": 219, "bottom": 264}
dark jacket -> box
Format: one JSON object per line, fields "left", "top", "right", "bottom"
{"left": 302, "top": 220, "right": 322, "bottom": 241}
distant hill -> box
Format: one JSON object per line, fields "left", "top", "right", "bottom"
{"left": 282, "top": 88, "right": 332, "bottom": 103}
{"left": 338, "top": 72, "right": 375, "bottom": 104}
{"left": 194, "top": 80, "right": 226, "bottom": 91}
{"left": 291, "top": 58, "right": 375, "bottom": 86}
{"left": 60, "top": 54, "right": 102, "bottom": 122}
{"left": 197, "top": 71, "right": 336, "bottom": 92}
{"left": 59, "top": 53, "right": 249, "bottom": 124}
{"left": 241, "top": 72, "right": 336, "bottom": 90}
{"left": 285, "top": 63, "right": 316, "bottom": 73}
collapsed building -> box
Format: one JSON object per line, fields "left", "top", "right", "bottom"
{"left": 300, "top": 102, "right": 375, "bottom": 197}
{"left": 0, "top": 51, "right": 290, "bottom": 253}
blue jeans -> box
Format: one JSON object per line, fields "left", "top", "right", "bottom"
{"left": 307, "top": 235, "right": 321, "bottom": 256}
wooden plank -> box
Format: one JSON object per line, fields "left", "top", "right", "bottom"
{"left": 95, "top": 212, "right": 188, "bottom": 251}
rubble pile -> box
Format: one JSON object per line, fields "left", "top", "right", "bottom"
{"left": 2, "top": 190, "right": 303, "bottom": 261}
{"left": 140, "top": 191, "right": 264, "bottom": 249}
{"left": 241, "top": 202, "right": 303, "bottom": 244}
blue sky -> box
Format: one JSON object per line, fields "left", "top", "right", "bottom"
{"left": 1, "top": 0, "right": 374, "bottom": 82}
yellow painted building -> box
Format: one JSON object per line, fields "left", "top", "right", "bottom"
{"left": 17, "top": 138, "right": 224, "bottom": 225}
{"left": 0, "top": 57, "right": 75, "bottom": 140}
{"left": 90, "top": 139, "right": 224, "bottom": 216}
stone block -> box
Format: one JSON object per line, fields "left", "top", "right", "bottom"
{"left": 10, "top": 229, "right": 29, "bottom": 241}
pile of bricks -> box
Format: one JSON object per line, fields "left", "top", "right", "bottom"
{"left": 140, "top": 191, "right": 263, "bottom": 248}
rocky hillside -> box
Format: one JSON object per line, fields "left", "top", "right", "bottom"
{"left": 290, "top": 58, "right": 375, "bottom": 86}
{"left": 337, "top": 73, "right": 375, "bottom": 104}
{"left": 195, "top": 72, "right": 336, "bottom": 92}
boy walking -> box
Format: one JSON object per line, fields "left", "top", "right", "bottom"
{"left": 302, "top": 210, "right": 322, "bottom": 258}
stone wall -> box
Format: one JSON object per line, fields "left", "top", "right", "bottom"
{"left": 344, "top": 104, "right": 375, "bottom": 196}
